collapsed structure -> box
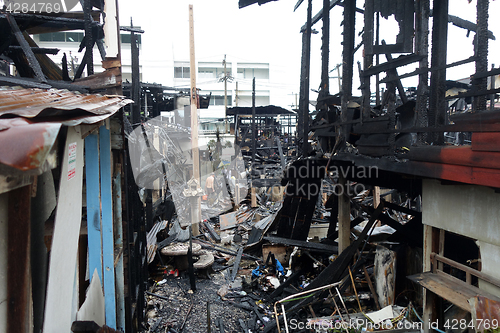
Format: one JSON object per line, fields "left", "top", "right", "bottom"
{"left": 2, "top": 0, "right": 500, "bottom": 332}
{"left": 0, "top": 2, "right": 148, "bottom": 333}
{"left": 236, "top": 0, "right": 500, "bottom": 332}
{"left": 131, "top": 1, "right": 500, "bottom": 332}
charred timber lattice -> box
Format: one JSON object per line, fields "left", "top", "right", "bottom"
{"left": 473, "top": 0, "right": 489, "bottom": 112}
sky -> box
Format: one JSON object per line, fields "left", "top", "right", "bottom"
{"left": 116, "top": 0, "right": 500, "bottom": 108}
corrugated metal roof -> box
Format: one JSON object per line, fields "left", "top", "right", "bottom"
{"left": 0, "top": 86, "right": 132, "bottom": 121}
{"left": 0, "top": 86, "right": 133, "bottom": 171}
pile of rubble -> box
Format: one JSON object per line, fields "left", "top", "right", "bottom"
{"left": 140, "top": 166, "right": 428, "bottom": 333}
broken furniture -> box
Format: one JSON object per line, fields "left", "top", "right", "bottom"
{"left": 161, "top": 242, "right": 202, "bottom": 271}
{"left": 409, "top": 252, "right": 500, "bottom": 313}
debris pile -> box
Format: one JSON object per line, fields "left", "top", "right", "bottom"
{"left": 140, "top": 156, "right": 428, "bottom": 332}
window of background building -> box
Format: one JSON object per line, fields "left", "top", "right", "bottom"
{"left": 120, "top": 34, "right": 142, "bottom": 44}
{"left": 174, "top": 67, "right": 190, "bottom": 79}
{"left": 237, "top": 67, "right": 269, "bottom": 80}
{"left": 198, "top": 68, "right": 215, "bottom": 79}
{"left": 39, "top": 32, "right": 84, "bottom": 42}
{"left": 198, "top": 67, "right": 232, "bottom": 79}
{"left": 210, "top": 95, "right": 232, "bottom": 106}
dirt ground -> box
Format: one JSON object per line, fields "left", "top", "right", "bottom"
{"left": 142, "top": 271, "right": 264, "bottom": 333}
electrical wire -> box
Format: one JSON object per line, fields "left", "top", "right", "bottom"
{"left": 412, "top": 306, "right": 447, "bottom": 333}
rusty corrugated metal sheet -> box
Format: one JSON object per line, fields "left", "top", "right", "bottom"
{"left": 0, "top": 86, "right": 132, "bottom": 120}
{"left": 0, "top": 86, "right": 132, "bottom": 171}
{"left": 0, "top": 118, "right": 60, "bottom": 171}
{"left": 469, "top": 296, "right": 500, "bottom": 332}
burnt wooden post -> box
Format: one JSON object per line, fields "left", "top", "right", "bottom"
{"left": 340, "top": 0, "right": 356, "bottom": 139}
{"left": 83, "top": 0, "right": 94, "bottom": 76}
{"left": 298, "top": 0, "right": 312, "bottom": 156}
{"left": 338, "top": 176, "right": 350, "bottom": 253}
{"left": 472, "top": 0, "right": 489, "bottom": 113}
{"left": 428, "top": 0, "right": 448, "bottom": 145}
{"left": 319, "top": 0, "right": 330, "bottom": 103}
{"left": 6, "top": 14, "right": 46, "bottom": 82}
{"left": 415, "top": 0, "right": 430, "bottom": 144}
{"left": 252, "top": 77, "right": 256, "bottom": 168}
{"left": 7, "top": 185, "right": 31, "bottom": 333}
{"left": 131, "top": 19, "right": 141, "bottom": 125}
{"left": 362, "top": 0, "right": 374, "bottom": 120}
{"left": 375, "top": 12, "right": 380, "bottom": 105}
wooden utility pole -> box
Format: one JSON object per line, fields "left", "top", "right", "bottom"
{"left": 131, "top": 18, "right": 141, "bottom": 125}
{"left": 235, "top": 81, "right": 239, "bottom": 106}
{"left": 223, "top": 54, "right": 228, "bottom": 114}
{"left": 189, "top": 4, "right": 200, "bottom": 237}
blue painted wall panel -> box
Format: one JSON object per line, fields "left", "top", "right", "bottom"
{"left": 99, "top": 125, "right": 117, "bottom": 328}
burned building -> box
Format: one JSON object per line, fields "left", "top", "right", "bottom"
{"left": 0, "top": 1, "right": 150, "bottom": 333}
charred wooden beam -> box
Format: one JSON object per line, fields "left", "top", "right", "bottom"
{"left": 471, "top": 67, "right": 500, "bottom": 80}
{"left": 351, "top": 121, "right": 500, "bottom": 134}
{"left": 298, "top": 0, "right": 312, "bottom": 155}
{"left": 427, "top": 12, "right": 496, "bottom": 41}
{"left": 337, "top": 1, "right": 364, "bottom": 14}
{"left": 131, "top": 19, "right": 141, "bottom": 125}
{"left": 338, "top": 176, "right": 351, "bottom": 252}
{"left": 415, "top": 0, "right": 430, "bottom": 144}
{"left": 6, "top": 13, "right": 46, "bottom": 82}
{"left": 445, "top": 87, "right": 500, "bottom": 100}
{"left": 202, "top": 221, "right": 221, "bottom": 243}
{"left": 0, "top": 12, "right": 91, "bottom": 34}
{"left": 382, "top": 42, "right": 408, "bottom": 105}
{"left": 8, "top": 45, "right": 59, "bottom": 54}
{"left": 284, "top": 202, "right": 384, "bottom": 315}
{"left": 83, "top": 0, "right": 94, "bottom": 76}
{"left": 145, "top": 291, "right": 170, "bottom": 302}
{"left": 361, "top": 0, "right": 374, "bottom": 120}
{"left": 252, "top": 78, "right": 256, "bottom": 166}
{"left": 74, "top": 41, "right": 91, "bottom": 80}
{"left": 300, "top": 0, "right": 341, "bottom": 33}
{"left": 428, "top": 0, "right": 448, "bottom": 145}
{"left": 7, "top": 186, "right": 31, "bottom": 333}
{"left": 380, "top": 56, "right": 475, "bottom": 83}
{"left": 361, "top": 205, "right": 421, "bottom": 246}
{"left": 319, "top": 0, "right": 330, "bottom": 103}
{"left": 340, "top": 0, "right": 356, "bottom": 141}
{"left": 230, "top": 247, "right": 243, "bottom": 282}
{"left": 194, "top": 238, "right": 261, "bottom": 261}
{"left": 361, "top": 54, "right": 424, "bottom": 77}
{"left": 207, "top": 302, "right": 212, "bottom": 333}
{"left": 472, "top": 0, "right": 489, "bottom": 112}
{"left": 120, "top": 26, "right": 144, "bottom": 33}
{"left": 78, "top": 0, "right": 105, "bottom": 61}
{"left": 0, "top": 75, "right": 52, "bottom": 89}
{"left": 264, "top": 236, "right": 338, "bottom": 253}
{"left": 62, "top": 53, "right": 71, "bottom": 81}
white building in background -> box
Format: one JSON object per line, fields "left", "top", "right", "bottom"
{"left": 173, "top": 59, "right": 272, "bottom": 112}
